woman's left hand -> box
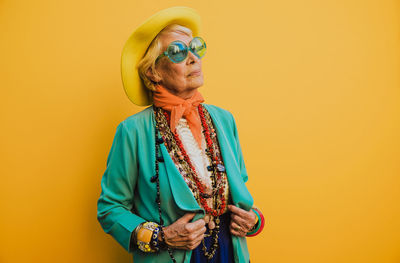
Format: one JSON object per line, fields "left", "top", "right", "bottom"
{"left": 228, "top": 205, "right": 257, "bottom": 237}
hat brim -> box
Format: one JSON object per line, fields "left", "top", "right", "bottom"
{"left": 121, "top": 6, "right": 202, "bottom": 106}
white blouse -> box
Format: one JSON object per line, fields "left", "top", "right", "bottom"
{"left": 174, "top": 116, "right": 230, "bottom": 215}
{"left": 175, "top": 117, "right": 213, "bottom": 193}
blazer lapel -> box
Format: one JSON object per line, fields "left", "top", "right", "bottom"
{"left": 159, "top": 143, "right": 203, "bottom": 213}
{"left": 203, "top": 104, "right": 254, "bottom": 211}
{"left": 151, "top": 106, "right": 202, "bottom": 213}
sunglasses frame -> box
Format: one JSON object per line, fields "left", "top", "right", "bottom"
{"left": 156, "top": 36, "right": 207, "bottom": 64}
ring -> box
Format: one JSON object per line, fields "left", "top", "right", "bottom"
{"left": 236, "top": 226, "right": 242, "bottom": 232}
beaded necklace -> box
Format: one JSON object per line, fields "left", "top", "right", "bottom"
{"left": 153, "top": 104, "right": 229, "bottom": 261}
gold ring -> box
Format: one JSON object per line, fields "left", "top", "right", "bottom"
{"left": 236, "top": 226, "right": 242, "bottom": 232}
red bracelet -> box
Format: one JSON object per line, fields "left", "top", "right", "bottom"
{"left": 246, "top": 207, "right": 265, "bottom": 237}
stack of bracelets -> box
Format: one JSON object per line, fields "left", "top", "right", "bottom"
{"left": 246, "top": 206, "right": 265, "bottom": 237}
{"left": 133, "top": 222, "right": 164, "bottom": 252}
{"left": 133, "top": 206, "right": 265, "bottom": 253}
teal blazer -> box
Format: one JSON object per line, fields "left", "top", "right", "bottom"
{"left": 97, "top": 103, "right": 254, "bottom": 263}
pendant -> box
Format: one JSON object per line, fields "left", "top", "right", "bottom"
{"left": 208, "top": 219, "right": 215, "bottom": 229}
{"left": 217, "top": 163, "right": 225, "bottom": 172}
{"left": 204, "top": 214, "right": 216, "bottom": 229}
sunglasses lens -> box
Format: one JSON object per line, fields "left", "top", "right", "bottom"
{"left": 190, "top": 37, "right": 207, "bottom": 58}
{"left": 167, "top": 41, "right": 188, "bottom": 63}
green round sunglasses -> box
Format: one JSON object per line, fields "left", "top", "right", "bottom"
{"left": 156, "top": 36, "right": 207, "bottom": 63}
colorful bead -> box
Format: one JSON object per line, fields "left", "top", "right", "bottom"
{"left": 150, "top": 175, "right": 158, "bottom": 183}
{"left": 216, "top": 164, "right": 225, "bottom": 172}
{"left": 136, "top": 222, "right": 160, "bottom": 253}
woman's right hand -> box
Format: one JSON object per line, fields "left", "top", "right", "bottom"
{"left": 161, "top": 213, "right": 206, "bottom": 250}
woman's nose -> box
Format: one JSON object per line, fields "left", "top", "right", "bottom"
{"left": 186, "top": 50, "right": 200, "bottom": 64}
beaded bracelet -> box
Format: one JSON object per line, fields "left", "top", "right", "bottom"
{"left": 136, "top": 222, "right": 160, "bottom": 252}
{"left": 150, "top": 226, "right": 161, "bottom": 252}
{"left": 246, "top": 207, "right": 265, "bottom": 237}
{"left": 158, "top": 227, "right": 168, "bottom": 250}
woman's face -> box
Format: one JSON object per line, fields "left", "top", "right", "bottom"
{"left": 153, "top": 32, "right": 204, "bottom": 99}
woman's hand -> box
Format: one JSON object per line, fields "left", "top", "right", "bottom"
{"left": 161, "top": 213, "right": 206, "bottom": 250}
{"left": 228, "top": 205, "right": 257, "bottom": 237}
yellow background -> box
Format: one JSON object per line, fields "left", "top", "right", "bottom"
{"left": 1, "top": 0, "right": 399, "bottom": 262}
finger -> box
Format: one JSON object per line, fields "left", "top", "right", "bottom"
{"left": 192, "top": 228, "right": 206, "bottom": 243}
{"left": 196, "top": 224, "right": 207, "bottom": 235}
{"left": 230, "top": 229, "right": 243, "bottom": 237}
{"left": 187, "top": 224, "right": 206, "bottom": 237}
{"left": 231, "top": 213, "right": 247, "bottom": 227}
{"left": 185, "top": 218, "right": 206, "bottom": 232}
{"left": 192, "top": 230, "right": 206, "bottom": 246}
{"left": 177, "top": 213, "right": 196, "bottom": 223}
{"left": 168, "top": 230, "right": 204, "bottom": 249}
{"left": 171, "top": 220, "right": 205, "bottom": 243}
{"left": 229, "top": 225, "right": 246, "bottom": 237}
{"left": 230, "top": 221, "right": 245, "bottom": 232}
{"left": 185, "top": 238, "right": 203, "bottom": 251}
{"left": 192, "top": 238, "right": 203, "bottom": 249}
{"left": 249, "top": 209, "right": 258, "bottom": 222}
{"left": 232, "top": 214, "right": 254, "bottom": 231}
{"left": 183, "top": 227, "right": 206, "bottom": 245}
{"left": 183, "top": 224, "right": 206, "bottom": 242}
{"left": 228, "top": 205, "right": 249, "bottom": 218}
{"left": 229, "top": 205, "right": 254, "bottom": 224}
{"left": 231, "top": 220, "right": 250, "bottom": 234}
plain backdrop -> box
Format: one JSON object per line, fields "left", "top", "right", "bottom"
{"left": 0, "top": 0, "right": 399, "bottom": 262}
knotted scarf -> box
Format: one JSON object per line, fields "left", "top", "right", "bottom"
{"left": 153, "top": 84, "right": 205, "bottom": 149}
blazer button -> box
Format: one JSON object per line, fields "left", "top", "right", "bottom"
{"left": 150, "top": 175, "right": 158, "bottom": 183}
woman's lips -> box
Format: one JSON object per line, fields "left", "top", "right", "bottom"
{"left": 188, "top": 70, "right": 201, "bottom": 76}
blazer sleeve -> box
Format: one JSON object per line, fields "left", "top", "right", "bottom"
{"left": 229, "top": 112, "right": 249, "bottom": 183}
{"left": 97, "top": 121, "right": 146, "bottom": 253}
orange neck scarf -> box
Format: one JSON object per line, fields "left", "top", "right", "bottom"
{"left": 153, "top": 84, "right": 205, "bottom": 149}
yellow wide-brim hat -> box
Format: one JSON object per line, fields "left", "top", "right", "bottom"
{"left": 121, "top": 6, "right": 202, "bottom": 106}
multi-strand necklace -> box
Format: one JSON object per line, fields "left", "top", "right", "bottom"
{"left": 153, "top": 104, "right": 229, "bottom": 261}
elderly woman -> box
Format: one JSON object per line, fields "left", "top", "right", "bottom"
{"left": 97, "top": 6, "right": 264, "bottom": 263}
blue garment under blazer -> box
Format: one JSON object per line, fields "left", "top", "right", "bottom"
{"left": 97, "top": 103, "right": 254, "bottom": 263}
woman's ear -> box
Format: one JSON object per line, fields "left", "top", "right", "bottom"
{"left": 146, "top": 68, "right": 161, "bottom": 83}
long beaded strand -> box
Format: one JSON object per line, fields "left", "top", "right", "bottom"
{"left": 160, "top": 105, "right": 226, "bottom": 260}
{"left": 162, "top": 107, "right": 227, "bottom": 217}
{"left": 153, "top": 119, "right": 177, "bottom": 263}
